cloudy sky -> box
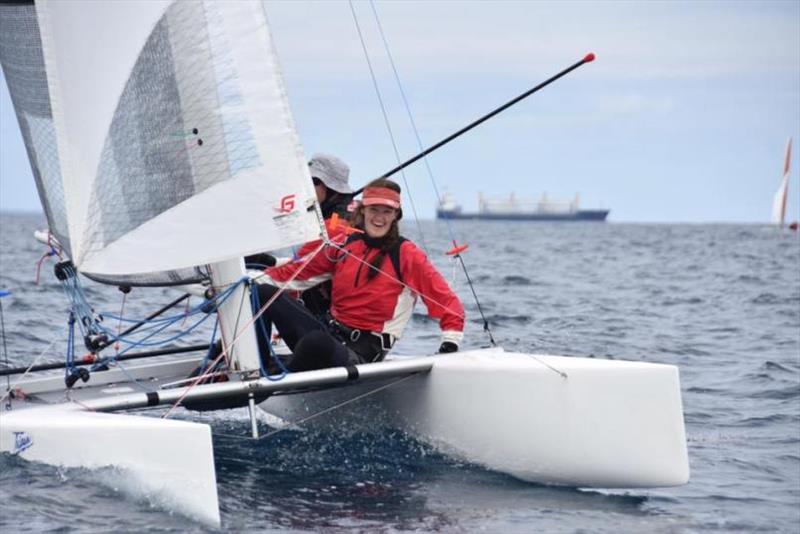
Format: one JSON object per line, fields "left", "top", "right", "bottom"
{"left": 2, "top": 0, "right": 798, "bottom": 222}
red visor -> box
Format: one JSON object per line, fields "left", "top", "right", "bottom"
{"left": 362, "top": 187, "right": 401, "bottom": 209}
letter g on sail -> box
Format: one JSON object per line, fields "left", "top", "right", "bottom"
{"left": 276, "top": 194, "right": 296, "bottom": 214}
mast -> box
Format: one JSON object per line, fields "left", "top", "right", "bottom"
{"left": 209, "top": 259, "right": 262, "bottom": 373}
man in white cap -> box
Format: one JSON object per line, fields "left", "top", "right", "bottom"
{"left": 247, "top": 153, "right": 356, "bottom": 324}
{"left": 291, "top": 154, "right": 355, "bottom": 316}
{"left": 308, "top": 153, "right": 353, "bottom": 216}
{"left": 245, "top": 153, "right": 354, "bottom": 268}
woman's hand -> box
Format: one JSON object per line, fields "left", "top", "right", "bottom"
{"left": 438, "top": 341, "right": 459, "bottom": 353}
{"left": 244, "top": 253, "right": 277, "bottom": 268}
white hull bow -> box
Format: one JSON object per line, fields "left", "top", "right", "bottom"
{"left": 0, "top": 405, "right": 220, "bottom": 526}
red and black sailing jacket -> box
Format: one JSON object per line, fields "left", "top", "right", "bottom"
{"left": 261, "top": 236, "right": 464, "bottom": 347}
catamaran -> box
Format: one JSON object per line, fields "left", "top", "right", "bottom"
{"left": 0, "top": 0, "right": 689, "bottom": 526}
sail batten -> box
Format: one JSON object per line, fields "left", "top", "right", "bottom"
{"left": 1, "top": 0, "right": 322, "bottom": 286}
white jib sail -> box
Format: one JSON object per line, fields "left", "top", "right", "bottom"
{"left": 35, "top": 0, "right": 323, "bottom": 279}
{"left": 771, "top": 138, "right": 792, "bottom": 226}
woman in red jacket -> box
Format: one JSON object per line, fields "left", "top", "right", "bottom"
{"left": 254, "top": 178, "right": 464, "bottom": 372}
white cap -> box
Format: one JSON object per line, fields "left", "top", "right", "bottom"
{"left": 308, "top": 153, "right": 352, "bottom": 194}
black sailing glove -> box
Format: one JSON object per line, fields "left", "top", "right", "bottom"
{"left": 438, "top": 341, "right": 459, "bottom": 354}
{"left": 244, "top": 253, "right": 277, "bottom": 268}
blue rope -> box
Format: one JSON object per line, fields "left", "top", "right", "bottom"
{"left": 109, "top": 280, "right": 240, "bottom": 344}
{"left": 250, "top": 281, "right": 289, "bottom": 380}
{"left": 99, "top": 284, "right": 241, "bottom": 324}
{"left": 52, "top": 268, "right": 262, "bottom": 390}
{"left": 93, "top": 308, "right": 213, "bottom": 350}
{"left": 56, "top": 271, "right": 249, "bottom": 371}
{"left": 195, "top": 318, "right": 220, "bottom": 375}
{"left": 64, "top": 312, "right": 76, "bottom": 379}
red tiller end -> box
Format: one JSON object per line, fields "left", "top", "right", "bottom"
{"left": 583, "top": 52, "right": 596, "bottom": 63}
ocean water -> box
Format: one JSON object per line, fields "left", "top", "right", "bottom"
{"left": 0, "top": 212, "right": 798, "bottom": 533}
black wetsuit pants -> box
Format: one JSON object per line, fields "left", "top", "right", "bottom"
{"left": 253, "top": 284, "right": 384, "bottom": 373}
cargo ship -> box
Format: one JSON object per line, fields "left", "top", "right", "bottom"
{"left": 436, "top": 192, "right": 609, "bottom": 221}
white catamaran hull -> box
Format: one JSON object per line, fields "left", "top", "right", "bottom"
{"left": 0, "top": 405, "right": 220, "bottom": 526}
{"left": 1, "top": 348, "right": 688, "bottom": 526}
{"left": 262, "top": 348, "right": 690, "bottom": 488}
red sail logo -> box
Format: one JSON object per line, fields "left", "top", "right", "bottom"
{"left": 276, "top": 194, "right": 296, "bottom": 214}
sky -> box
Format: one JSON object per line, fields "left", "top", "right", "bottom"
{"left": 1, "top": 0, "right": 799, "bottom": 223}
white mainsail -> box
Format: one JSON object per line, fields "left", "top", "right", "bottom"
{"left": 771, "top": 138, "right": 792, "bottom": 227}
{"left": 2, "top": 0, "right": 323, "bottom": 283}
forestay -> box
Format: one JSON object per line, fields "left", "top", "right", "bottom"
{"left": 0, "top": 0, "right": 323, "bottom": 285}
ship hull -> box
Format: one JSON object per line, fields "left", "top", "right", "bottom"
{"left": 437, "top": 209, "right": 609, "bottom": 221}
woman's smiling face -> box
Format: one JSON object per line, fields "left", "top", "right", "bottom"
{"left": 363, "top": 205, "right": 397, "bottom": 238}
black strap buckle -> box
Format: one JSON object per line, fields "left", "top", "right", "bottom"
{"left": 330, "top": 319, "right": 393, "bottom": 352}
{"left": 329, "top": 319, "right": 360, "bottom": 342}
{"left": 379, "top": 332, "right": 393, "bottom": 351}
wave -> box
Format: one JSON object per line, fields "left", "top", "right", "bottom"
{"left": 477, "top": 314, "right": 532, "bottom": 325}
{"left": 763, "top": 361, "right": 797, "bottom": 373}
{"left": 501, "top": 275, "right": 532, "bottom": 285}
{"left": 747, "top": 384, "right": 800, "bottom": 400}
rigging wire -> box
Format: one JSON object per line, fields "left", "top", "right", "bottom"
{"left": 255, "top": 372, "right": 421, "bottom": 440}
{"left": 250, "top": 282, "right": 290, "bottom": 380}
{"left": 328, "top": 241, "right": 465, "bottom": 321}
{"left": 114, "top": 289, "right": 128, "bottom": 354}
{"left": 346, "top": 0, "right": 428, "bottom": 254}
{"left": 322, "top": 240, "right": 565, "bottom": 382}
{"left": 368, "top": 0, "right": 450, "bottom": 234}
{"left": 65, "top": 312, "right": 76, "bottom": 379}
{"left": 360, "top": 0, "right": 496, "bottom": 346}
{"left": 54, "top": 265, "right": 240, "bottom": 381}
{"left": 0, "top": 293, "right": 11, "bottom": 407}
